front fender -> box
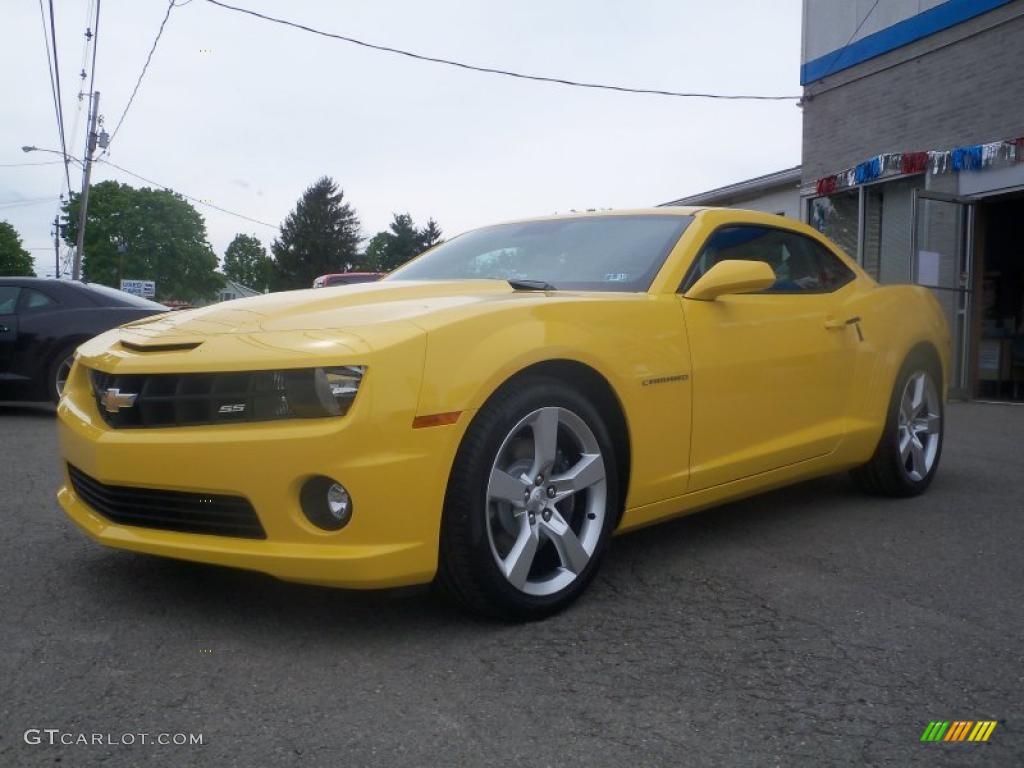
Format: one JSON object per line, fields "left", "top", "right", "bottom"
{"left": 415, "top": 295, "right": 695, "bottom": 507}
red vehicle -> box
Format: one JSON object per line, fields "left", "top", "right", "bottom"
{"left": 312, "top": 272, "right": 385, "bottom": 288}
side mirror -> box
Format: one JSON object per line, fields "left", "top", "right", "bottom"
{"left": 683, "top": 259, "right": 776, "bottom": 301}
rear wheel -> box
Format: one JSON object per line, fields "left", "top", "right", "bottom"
{"left": 438, "top": 376, "right": 619, "bottom": 620}
{"left": 851, "top": 359, "right": 943, "bottom": 496}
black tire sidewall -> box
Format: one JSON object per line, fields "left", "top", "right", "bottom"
{"left": 442, "top": 376, "right": 619, "bottom": 619}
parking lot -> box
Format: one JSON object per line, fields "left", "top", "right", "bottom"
{"left": 1, "top": 401, "right": 1021, "bottom": 767}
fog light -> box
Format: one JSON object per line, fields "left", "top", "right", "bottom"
{"left": 300, "top": 476, "right": 353, "bottom": 530}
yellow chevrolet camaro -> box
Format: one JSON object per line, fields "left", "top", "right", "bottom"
{"left": 57, "top": 208, "right": 950, "bottom": 619}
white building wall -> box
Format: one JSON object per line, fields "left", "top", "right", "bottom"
{"left": 725, "top": 187, "right": 803, "bottom": 221}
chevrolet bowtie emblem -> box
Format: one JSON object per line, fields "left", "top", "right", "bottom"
{"left": 100, "top": 388, "right": 138, "bottom": 413}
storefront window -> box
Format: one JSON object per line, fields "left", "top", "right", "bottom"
{"left": 808, "top": 191, "right": 858, "bottom": 262}
{"left": 863, "top": 176, "right": 922, "bottom": 283}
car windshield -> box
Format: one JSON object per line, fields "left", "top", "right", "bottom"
{"left": 387, "top": 215, "right": 692, "bottom": 292}
{"left": 78, "top": 282, "right": 167, "bottom": 309}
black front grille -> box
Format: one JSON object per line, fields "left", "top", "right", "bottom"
{"left": 89, "top": 368, "right": 322, "bottom": 428}
{"left": 68, "top": 465, "right": 266, "bottom": 539}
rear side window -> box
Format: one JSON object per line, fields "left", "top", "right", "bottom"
{"left": 19, "top": 289, "right": 57, "bottom": 312}
{"left": 684, "top": 225, "right": 855, "bottom": 294}
{"left": 0, "top": 286, "right": 19, "bottom": 314}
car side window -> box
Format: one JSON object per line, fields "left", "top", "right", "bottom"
{"left": 0, "top": 286, "right": 20, "bottom": 314}
{"left": 19, "top": 289, "right": 57, "bottom": 312}
{"left": 685, "top": 225, "right": 854, "bottom": 294}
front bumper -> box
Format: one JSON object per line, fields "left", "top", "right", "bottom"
{"left": 55, "top": 334, "right": 467, "bottom": 589}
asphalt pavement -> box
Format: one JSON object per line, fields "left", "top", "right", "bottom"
{"left": 1, "top": 401, "right": 1021, "bottom": 767}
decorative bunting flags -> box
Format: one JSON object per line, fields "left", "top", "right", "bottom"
{"left": 813, "top": 136, "right": 1024, "bottom": 196}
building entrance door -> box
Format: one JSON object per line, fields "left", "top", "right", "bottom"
{"left": 912, "top": 190, "right": 974, "bottom": 399}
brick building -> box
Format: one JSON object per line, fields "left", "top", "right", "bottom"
{"left": 801, "top": 0, "right": 1024, "bottom": 400}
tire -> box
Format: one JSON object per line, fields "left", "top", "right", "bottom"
{"left": 437, "top": 375, "right": 620, "bottom": 621}
{"left": 47, "top": 345, "right": 79, "bottom": 405}
{"left": 851, "top": 356, "right": 944, "bottom": 497}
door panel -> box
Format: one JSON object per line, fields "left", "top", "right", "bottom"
{"left": 681, "top": 290, "right": 858, "bottom": 491}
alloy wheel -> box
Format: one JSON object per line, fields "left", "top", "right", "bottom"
{"left": 55, "top": 355, "right": 74, "bottom": 399}
{"left": 485, "top": 406, "right": 607, "bottom": 596}
{"left": 897, "top": 371, "right": 941, "bottom": 482}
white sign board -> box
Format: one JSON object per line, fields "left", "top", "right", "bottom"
{"left": 120, "top": 279, "right": 156, "bottom": 298}
{"left": 916, "top": 251, "right": 941, "bottom": 288}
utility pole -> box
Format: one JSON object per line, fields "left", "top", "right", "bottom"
{"left": 53, "top": 214, "right": 61, "bottom": 279}
{"left": 72, "top": 90, "right": 100, "bottom": 281}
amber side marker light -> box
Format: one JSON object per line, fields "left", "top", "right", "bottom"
{"left": 412, "top": 411, "right": 462, "bottom": 428}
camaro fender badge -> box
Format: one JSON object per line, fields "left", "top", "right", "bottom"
{"left": 100, "top": 388, "right": 139, "bottom": 413}
{"left": 642, "top": 374, "right": 690, "bottom": 387}
{"left": 218, "top": 403, "right": 246, "bottom": 414}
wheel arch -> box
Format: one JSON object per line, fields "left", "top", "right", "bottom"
{"left": 468, "top": 359, "right": 632, "bottom": 519}
{"left": 904, "top": 340, "right": 946, "bottom": 398}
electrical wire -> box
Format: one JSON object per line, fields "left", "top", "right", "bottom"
{"left": 46, "top": 0, "right": 74, "bottom": 194}
{"left": 103, "top": 0, "right": 174, "bottom": 153}
{"left": 96, "top": 158, "right": 279, "bottom": 230}
{"left": 37, "top": 0, "right": 73, "bottom": 193}
{"left": 66, "top": 0, "right": 97, "bottom": 157}
{"left": 79, "top": 0, "right": 102, "bottom": 161}
{"left": 0, "top": 197, "right": 63, "bottom": 210}
{"left": 202, "top": 0, "right": 800, "bottom": 101}
{"left": 0, "top": 160, "right": 66, "bottom": 167}
{"left": 818, "top": 0, "right": 881, "bottom": 79}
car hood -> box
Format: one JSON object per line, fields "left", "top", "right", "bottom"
{"left": 116, "top": 279, "right": 622, "bottom": 341}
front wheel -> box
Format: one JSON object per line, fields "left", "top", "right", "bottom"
{"left": 438, "top": 376, "right": 619, "bottom": 620}
{"left": 48, "top": 345, "right": 78, "bottom": 405}
{"left": 851, "top": 360, "right": 944, "bottom": 496}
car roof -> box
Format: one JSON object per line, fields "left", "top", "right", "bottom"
{"left": 0, "top": 277, "right": 62, "bottom": 286}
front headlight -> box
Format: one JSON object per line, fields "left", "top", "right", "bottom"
{"left": 286, "top": 366, "right": 366, "bottom": 418}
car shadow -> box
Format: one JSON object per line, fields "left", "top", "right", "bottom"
{"left": 72, "top": 471, "right": 865, "bottom": 638}
{"left": 0, "top": 401, "right": 55, "bottom": 417}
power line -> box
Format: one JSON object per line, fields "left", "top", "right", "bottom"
{"left": 0, "top": 160, "right": 65, "bottom": 167}
{"left": 203, "top": 0, "right": 800, "bottom": 102}
{"left": 85, "top": 0, "right": 102, "bottom": 122}
{"left": 37, "top": 0, "right": 73, "bottom": 193}
{"left": 46, "top": 0, "right": 74, "bottom": 194}
{"left": 96, "top": 158, "right": 279, "bottom": 230}
{"left": 66, "top": 0, "right": 97, "bottom": 155}
{"left": 104, "top": 0, "right": 174, "bottom": 153}
{"left": 0, "top": 197, "right": 63, "bottom": 210}
{"left": 820, "top": 0, "right": 881, "bottom": 79}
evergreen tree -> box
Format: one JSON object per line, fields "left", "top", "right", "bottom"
{"left": 0, "top": 221, "right": 35, "bottom": 276}
{"left": 223, "top": 234, "right": 272, "bottom": 290}
{"left": 362, "top": 213, "right": 444, "bottom": 272}
{"left": 420, "top": 218, "right": 444, "bottom": 250}
{"left": 271, "top": 177, "right": 361, "bottom": 289}
{"left": 62, "top": 181, "right": 221, "bottom": 302}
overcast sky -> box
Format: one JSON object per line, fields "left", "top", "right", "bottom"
{"left": 2, "top": 0, "right": 803, "bottom": 277}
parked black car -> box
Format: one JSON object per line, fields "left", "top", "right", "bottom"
{"left": 0, "top": 278, "right": 167, "bottom": 403}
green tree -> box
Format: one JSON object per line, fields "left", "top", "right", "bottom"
{"left": 420, "top": 218, "right": 444, "bottom": 250}
{"left": 62, "top": 181, "right": 221, "bottom": 302}
{"left": 0, "top": 221, "right": 35, "bottom": 276}
{"left": 223, "top": 233, "right": 271, "bottom": 290}
{"left": 362, "top": 213, "right": 443, "bottom": 272}
{"left": 271, "top": 177, "right": 361, "bottom": 290}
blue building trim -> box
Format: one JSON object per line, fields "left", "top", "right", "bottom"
{"left": 801, "top": 0, "right": 1015, "bottom": 84}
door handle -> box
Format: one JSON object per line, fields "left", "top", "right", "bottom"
{"left": 824, "top": 316, "right": 860, "bottom": 329}
{"left": 825, "top": 316, "right": 863, "bottom": 340}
